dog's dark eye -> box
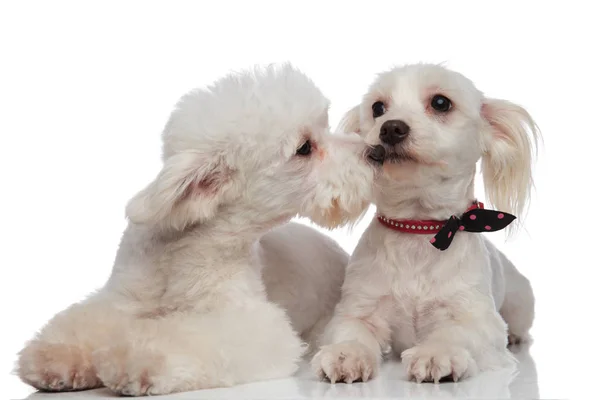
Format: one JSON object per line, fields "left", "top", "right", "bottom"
{"left": 296, "top": 140, "right": 312, "bottom": 156}
{"left": 431, "top": 95, "right": 452, "bottom": 112}
{"left": 372, "top": 101, "right": 386, "bottom": 118}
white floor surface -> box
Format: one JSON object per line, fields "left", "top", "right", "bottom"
{"left": 10, "top": 344, "right": 545, "bottom": 399}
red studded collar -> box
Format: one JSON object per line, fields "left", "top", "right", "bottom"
{"left": 377, "top": 201, "right": 516, "bottom": 251}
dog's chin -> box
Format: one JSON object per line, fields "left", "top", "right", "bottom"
{"left": 305, "top": 198, "right": 369, "bottom": 230}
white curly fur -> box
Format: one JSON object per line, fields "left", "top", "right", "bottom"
{"left": 16, "top": 64, "right": 378, "bottom": 396}
{"left": 313, "top": 64, "right": 539, "bottom": 383}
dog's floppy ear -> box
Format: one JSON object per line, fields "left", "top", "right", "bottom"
{"left": 336, "top": 105, "right": 362, "bottom": 134}
{"left": 126, "top": 151, "right": 237, "bottom": 230}
{"left": 481, "top": 98, "right": 540, "bottom": 228}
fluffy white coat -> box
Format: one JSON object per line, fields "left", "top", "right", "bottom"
{"left": 17, "top": 64, "right": 377, "bottom": 395}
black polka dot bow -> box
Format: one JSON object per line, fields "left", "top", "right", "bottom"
{"left": 429, "top": 204, "right": 516, "bottom": 251}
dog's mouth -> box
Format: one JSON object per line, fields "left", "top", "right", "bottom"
{"left": 367, "top": 144, "right": 418, "bottom": 165}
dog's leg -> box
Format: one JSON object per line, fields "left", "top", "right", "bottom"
{"left": 302, "top": 312, "right": 335, "bottom": 358}
{"left": 93, "top": 301, "right": 304, "bottom": 396}
{"left": 499, "top": 260, "right": 535, "bottom": 345}
{"left": 485, "top": 239, "right": 535, "bottom": 345}
{"left": 311, "top": 264, "right": 392, "bottom": 383}
{"left": 17, "top": 293, "right": 124, "bottom": 391}
{"left": 401, "top": 292, "right": 514, "bottom": 383}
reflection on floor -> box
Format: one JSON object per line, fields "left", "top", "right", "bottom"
{"left": 23, "top": 344, "right": 538, "bottom": 399}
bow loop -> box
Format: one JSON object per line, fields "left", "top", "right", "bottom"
{"left": 460, "top": 209, "right": 516, "bottom": 233}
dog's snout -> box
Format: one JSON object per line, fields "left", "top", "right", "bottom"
{"left": 380, "top": 120, "right": 410, "bottom": 145}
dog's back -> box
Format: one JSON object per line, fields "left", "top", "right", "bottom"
{"left": 256, "top": 222, "right": 348, "bottom": 353}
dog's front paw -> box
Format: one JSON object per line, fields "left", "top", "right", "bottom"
{"left": 401, "top": 344, "right": 476, "bottom": 383}
{"left": 93, "top": 345, "right": 173, "bottom": 396}
{"left": 17, "top": 341, "right": 101, "bottom": 391}
{"left": 311, "top": 341, "right": 378, "bottom": 383}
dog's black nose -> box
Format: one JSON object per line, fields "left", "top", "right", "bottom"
{"left": 380, "top": 120, "right": 410, "bottom": 145}
{"left": 367, "top": 145, "right": 386, "bottom": 165}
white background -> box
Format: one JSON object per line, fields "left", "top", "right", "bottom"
{"left": 1, "top": 1, "right": 598, "bottom": 399}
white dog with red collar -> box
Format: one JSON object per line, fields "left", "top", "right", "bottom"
{"left": 312, "top": 64, "right": 540, "bottom": 383}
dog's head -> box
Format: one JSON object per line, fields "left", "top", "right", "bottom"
{"left": 126, "top": 64, "right": 378, "bottom": 232}
{"left": 342, "top": 64, "right": 539, "bottom": 222}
